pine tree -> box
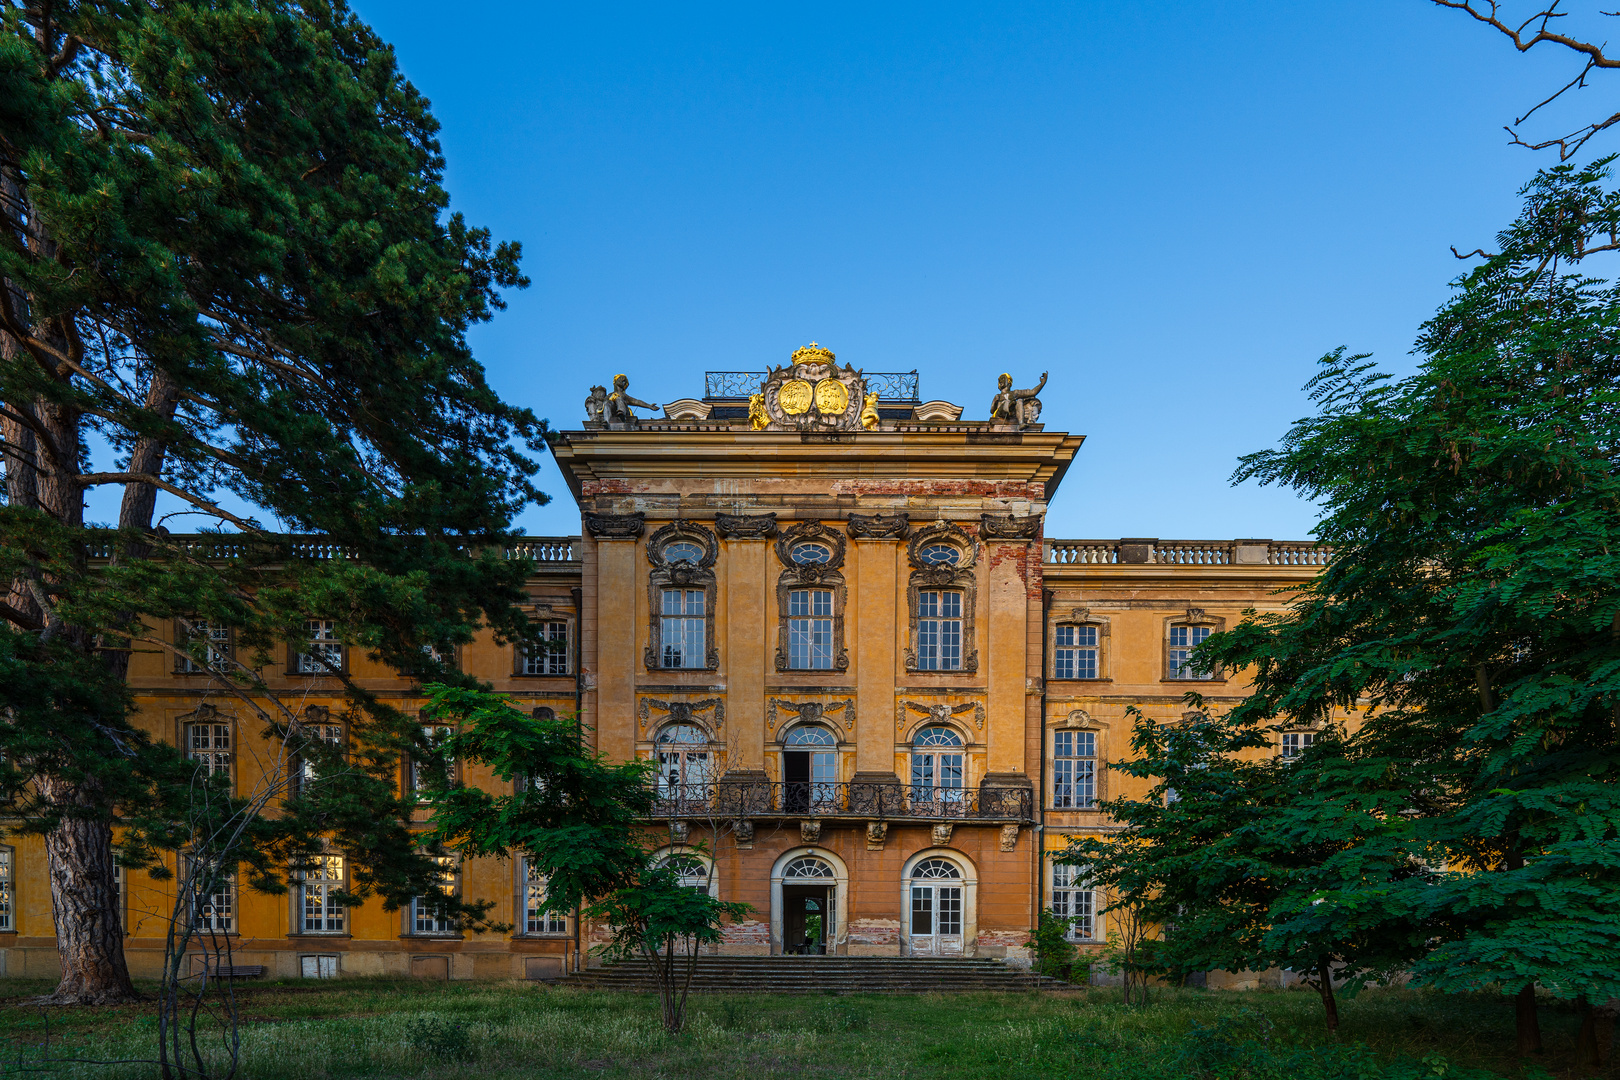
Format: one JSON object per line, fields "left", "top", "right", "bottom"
{"left": 1, "top": 1, "right": 546, "bottom": 1002}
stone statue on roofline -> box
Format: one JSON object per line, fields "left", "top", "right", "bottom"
{"left": 989, "top": 371, "right": 1047, "bottom": 428}
{"left": 584, "top": 384, "right": 608, "bottom": 424}
{"left": 602, "top": 373, "right": 659, "bottom": 427}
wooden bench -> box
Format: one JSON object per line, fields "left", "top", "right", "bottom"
{"left": 197, "top": 964, "right": 266, "bottom": 979}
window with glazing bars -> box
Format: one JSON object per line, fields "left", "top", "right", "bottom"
{"left": 787, "top": 589, "right": 834, "bottom": 669}
{"left": 190, "top": 864, "right": 235, "bottom": 933}
{"left": 299, "top": 855, "right": 345, "bottom": 933}
{"left": 298, "top": 723, "right": 345, "bottom": 786}
{"left": 660, "top": 589, "right": 705, "bottom": 668}
{"left": 293, "top": 619, "right": 343, "bottom": 674}
{"left": 1168, "top": 624, "right": 1213, "bottom": 679}
{"left": 1281, "top": 731, "right": 1316, "bottom": 760}
{"left": 411, "top": 725, "right": 454, "bottom": 794}
{"left": 916, "top": 590, "right": 963, "bottom": 671}
{"left": 1054, "top": 625, "right": 1098, "bottom": 679}
{"left": 1051, "top": 863, "right": 1096, "bottom": 940}
{"left": 521, "top": 621, "right": 570, "bottom": 675}
{"left": 0, "top": 848, "right": 12, "bottom": 931}
{"left": 523, "top": 861, "right": 568, "bottom": 934}
{"left": 186, "top": 722, "right": 231, "bottom": 778}
{"left": 412, "top": 856, "right": 458, "bottom": 934}
{"left": 1052, "top": 730, "right": 1096, "bottom": 808}
{"left": 177, "top": 620, "right": 231, "bottom": 673}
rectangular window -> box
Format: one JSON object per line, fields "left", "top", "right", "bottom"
{"left": 176, "top": 620, "right": 231, "bottom": 673}
{"left": 522, "top": 861, "right": 569, "bottom": 935}
{"left": 186, "top": 722, "right": 231, "bottom": 778}
{"left": 787, "top": 589, "right": 834, "bottom": 669}
{"left": 299, "top": 854, "right": 345, "bottom": 933}
{"left": 1053, "top": 624, "right": 1098, "bottom": 680}
{"left": 1281, "top": 731, "right": 1316, "bottom": 760}
{"left": 293, "top": 620, "right": 343, "bottom": 675}
{"left": 1052, "top": 730, "right": 1097, "bottom": 808}
{"left": 411, "top": 856, "right": 458, "bottom": 935}
{"left": 299, "top": 954, "right": 338, "bottom": 979}
{"left": 299, "top": 723, "right": 346, "bottom": 786}
{"left": 1168, "top": 624, "right": 1213, "bottom": 680}
{"left": 917, "top": 591, "right": 963, "bottom": 671}
{"left": 1052, "top": 864, "right": 1097, "bottom": 941}
{"left": 411, "top": 725, "right": 454, "bottom": 795}
{"left": 0, "top": 848, "right": 12, "bottom": 931}
{"left": 520, "top": 621, "right": 571, "bottom": 676}
{"left": 660, "top": 589, "right": 705, "bottom": 669}
{"left": 190, "top": 865, "right": 235, "bottom": 933}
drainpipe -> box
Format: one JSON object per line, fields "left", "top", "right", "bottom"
{"left": 570, "top": 585, "right": 584, "bottom": 973}
{"left": 1035, "top": 586, "right": 1052, "bottom": 954}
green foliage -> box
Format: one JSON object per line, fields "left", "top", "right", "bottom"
{"left": 1027, "top": 909, "right": 1081, "bottom": 982}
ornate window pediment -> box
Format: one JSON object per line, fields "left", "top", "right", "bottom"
{"left": 774, "top": 522, "right": 849, "bottom": 673}
{"left": 904, "top": 522, "right": 979, "bottom": 674}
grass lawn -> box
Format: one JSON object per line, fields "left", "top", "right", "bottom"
{"left": 0, "top": 978, "right": 1611, "bottom": 1079}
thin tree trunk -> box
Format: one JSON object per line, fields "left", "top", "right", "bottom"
{"left": 1576, "top": 997, "right": 1601, "bottom": 1069}
{"left": 37, "top": 776, "right": 136, "bottom": 1004}
{"left": 1316, "top": 960, "right": 1340, "bottom": 1033}
{"left": 1515, "top": 982, "right": 1542, "bottom": 1055}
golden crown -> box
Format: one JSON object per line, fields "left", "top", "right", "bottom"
{"left": 791, "top": 342, "right": 836, "bottom": 365}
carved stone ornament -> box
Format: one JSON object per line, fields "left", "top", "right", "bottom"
{"left": 669, "top": 821, "right": 690, "bottom": 843}
{"left": 931, "top": 823, "right": 954, "bottom": 846}
{"left": 768, "top": 698, "right": 853, "bottom": 733}
{"left": 901, "top": 700, "right": 980, "bottom": 733}
{"left": 716, "top": 512, "right": 779, "bottom": 539}
{"left": 734, "top": 820, "right": 755, "bottom": 845}
{"left": 866, "top": 822, "right": 888, "bottom": 849}
{"left": 979, "top": 512, "right": 1043, "bottom": 541}
{"left": 800, "top": 820, "right": 822, "bottom": 843}
{"left": 847, "top": 511, "right": 910, "bottom": 540}
{"left": 999, "top": 824, "right": 1020, "bottom": 852}
{"left": 775, "top": 520, "right": 847, "bottom": 576}
{"left": 752, "top": 343, "right": 872, "bottom": 432}
{"left": 1185, "top": 607, "right": 1208, "bottom": 622}
{"left": 988, "top": 371, "right": 1047, "bottom": 429}
{"left": 1062, "top": 708, "right": 1093, "bottom": 728}
{"left": 585, "top": 511, "right": 646, "bottom": 539}
{"left": 177, "top": 702, "right": 224, "bottom": 723}
{"left": 638, "top": 697, "right": 725, "bottom": 735}
{"left": 1070, "top": 607, "right": 1091, "bottom": 624}
{"left": 302, "top": 704, "right": 331, "bottom": 725}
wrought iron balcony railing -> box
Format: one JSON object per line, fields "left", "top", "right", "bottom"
{"left": 648, "top": 781, "right": 1032, "bottom": 822}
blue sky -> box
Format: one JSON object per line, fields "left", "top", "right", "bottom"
{"left": 131, "top": 3, "right": 1620, "bottom": 540}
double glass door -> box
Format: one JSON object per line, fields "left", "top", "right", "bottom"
{"left": 909, "top": 884, "right": 963, "bottom": 956}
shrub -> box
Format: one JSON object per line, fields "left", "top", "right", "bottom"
{"left": 405, "top": 1015, "right": 476, "bottom": 1062}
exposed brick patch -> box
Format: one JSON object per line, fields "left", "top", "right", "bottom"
{"left": 847, "top": 919, "right": 901, "bottom": 946}
{"left": 581, "top": 479, "right": 633, "bottom": 496}
{"left": 722, "top": 920, "right": 771, "bottom": 946}
{"left": 829, "top": 480, "right": 1044, "bottom": 499}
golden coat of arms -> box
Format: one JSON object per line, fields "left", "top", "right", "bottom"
{"left": 753, "top": 343, "right": 872, "bottom": 432}
{"left": 778, "top": 379, "right": 814, "bottom": 415}
{"left": 814, "top": 379, "right": 849, "bottom": 416}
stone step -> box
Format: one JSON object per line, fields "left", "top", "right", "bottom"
{"left": 558, "top": 955, "right": 1069, "bottom": 994}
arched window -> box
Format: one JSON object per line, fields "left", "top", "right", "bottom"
{"left": 911, "top": 857, "right": 961, "bottom": 879}
{"left": 782, "top": 856, "right": 835, "bottom": 880}
{"left": 663, "top": 541, "right": 703, "bottom": 565}
{"left": 782, "top": 725, "right": 837, "bottom": 812}
{"left": 655, "top": 724, "right": 712, "bottom": 796}
{"left": 910, "top": 727, "right": 965, "bottom": 806}
{"left": 660, "top": 853, "right": 711, "bottom": 894}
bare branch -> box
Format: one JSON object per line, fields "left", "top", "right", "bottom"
{"left": 76, "top": 472, "right": 264, "bottom": 533}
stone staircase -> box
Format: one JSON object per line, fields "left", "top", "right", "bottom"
{"left": 558, "top": 955, "right": 1072, "bottom": 994}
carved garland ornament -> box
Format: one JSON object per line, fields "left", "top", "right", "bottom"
{"left": 767, "top": 698, "right": 854, "bottom": 733}
{"left": 643, "top": 522, "right": 720, "bottom": 672}
{"left": 847, "top": 511, "right": 910, "bottom": 539}
{"left": 904, "top": 521, "right": 979, "bottom": 674}
{"left": 638, "top": 697, "right": 726, "bottom": 737}
{"left": 585, "top": 511, "right": 646, "bottom": 539}
{"left": 773, "top": 521, "right": 850, "bottom": 672}
{"left": 898, "top": 699, "right": 985, "bottom": 732}
{"left": 979, "top": 512, "right": 1043, "bottom": 541}
{"left": 715, "top": 512, "right": 779, "bottom": 539}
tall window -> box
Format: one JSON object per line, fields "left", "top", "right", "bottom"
{"left": 522, "top": 860, "right": 568, "bottom": 935}
{"left": 1054, "top": 625, "right": 1098, "bottom": 680}
{"left": 1281, "top": 731, "right": 1316, "bottom": 760}
{"left": 293, "top": 620, "right": 343, "bottom": 674}
{"left": 660, "top": 590, "right": 705, "bottom": 669}
{"left": 411, "top": 724, "right": 454, "bottom": 795}
{"left": 660, "top": 854, "right": 711, "bottom": 895}
{"left": 916, "top": 591, "right": 964, "bottom": 671}
{"left": 299, "top": 854, "right": 345, "bottom": 933}
{"left": 411, "top": 856, "right": 458, "bottom": 935}
{"left": 186, "top": 722, "right": 231, "bottom": 778}
{"left": 0, "top": 847, "right": 12, "bottom": 931}
{"left": 910, "top": 726, "right": 965, "bottom": 803}
{"left": 655, "top": 724, "right": 712, "bottom": 794}
{"left": 1167, "top": 624, "right": 1213, "bottom": 680}
{"left": 521, "top": 621, "right": 570, "bottom": 675}
{"left": 783, "top": 724, "right": 837, "bottom": 812}
{"left": 298, "top": 721, "right": 345, "bottom": 787}
{"left": 1052, "top": 864, "right": 1096, "bottom": 941}
{"left": 1052, "top": 730, "right": 1097, "bottom": 808}
{"left": 176, "top": 620, "right": 231, "bottom": 673}
{"left": 787, "top": 590, "right": 834, "bottom": 669}
{"left": 190, "top": 864, "right": 235, "bottom": 933}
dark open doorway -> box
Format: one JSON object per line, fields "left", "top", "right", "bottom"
{"left": 781, "top": 884, "right": 833, "bottom": 955}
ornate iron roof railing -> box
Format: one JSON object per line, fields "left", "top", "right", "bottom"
{"left": 647, "top": 781, "right": 1032, "bottom": 822}
{"left": 703, "top": 370, "right": 921, "bottom": 402}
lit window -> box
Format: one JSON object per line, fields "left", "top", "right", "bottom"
{"left": 660, "top": 589, "right": 705, "bottom": 669}
{"left": 1168, "top": 624, "right": 1213, "bottom": 680}
{"left": 1052, "top": 864, "right": 1097, "bottom": 941}
{"left": 522, "top": 860, "right": 568, "bottom": 935}
{"left": 1054, "top": 625, "right": 1098, "bottom": 680}
{"left": 186, "top": 722, "right": 231, "bottom": 778}
{"left": 191, "top": 864, "right": 235, "bottom": 933}
{"left": 918, "top": 544, "right": 960, "bottom": 566}
{"left": 0, "top": 848, "right": 12, "bottom": 931}
{"left": 789, "top": 542, "right": 832, "bottom": 564}
{"left": 1053, "top": 730, "right": 1096, "bottom": 808}
{"left": 299, "top": 855, "right": 345, "bottom": 933}
{"left": 910, "top": 726, "right": 964, "bottom": 803}
{"left": 293, "top": 620, "right": 343, "bottom": 675}
{"left": 916, "top": 591, "right": 963, "bottom": 671}
{"left": 411, "top": 856, "right": 458, "bottom": 935}
{"left": 1281, "top": 731, "right": 1316, "bottom": 760}
{"left": 521, "top": 621, "right": 571, "bottom": 675}
{"left": 787, "top": 589, "right": 834, "bottom": 669}
{"left": 177, "top": 620, "right": 231, "bottom": 673}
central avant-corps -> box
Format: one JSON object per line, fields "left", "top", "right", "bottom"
{"left": 0, "top": 344, "right": 1331, "bottom": 983}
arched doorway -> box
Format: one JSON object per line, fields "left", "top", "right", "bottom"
{"left": 901, "top": 850, "right": 977, "bottom": 957}
{"left": 769, "top": 848, "right": 850, "bottom": 956}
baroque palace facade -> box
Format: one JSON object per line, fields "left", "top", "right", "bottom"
{"left": 0, "top": 345, "right": 1328, "bottom": 981}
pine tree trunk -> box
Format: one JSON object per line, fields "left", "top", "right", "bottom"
{"left": 38, "top": 777, "right": 136, "bottom": 1004}
{"left": 1515, "top": 982, "right": 1542, "bottom": 1055}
